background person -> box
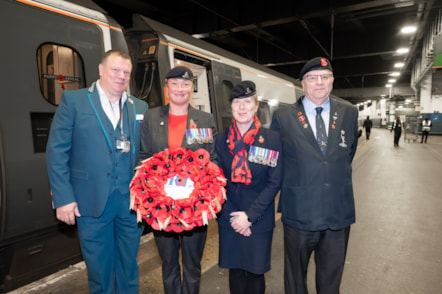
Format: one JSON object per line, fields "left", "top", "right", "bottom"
{"left": 391, "top": 116, "right": 403, "bottom": 147}
{"left": 215, "top": 81, "right": 282, "bottom": 294}
{"left": 363, "top": 115, "right": 373, "bottom": 140}
{"left": 46, "top": 49, "right": 148, "bottom": 294}
{"left": 271, "top": 57, "right": 359, "bottom": 294}
{"left": 421, "top": 117, "right": 432, "bottom": 143}
{"left": 138, "top": 66, "right": 217, "bottom": 294}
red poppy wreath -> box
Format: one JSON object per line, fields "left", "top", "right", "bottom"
{"left": 130, "top": 147, "right": 227, "bottom": 233}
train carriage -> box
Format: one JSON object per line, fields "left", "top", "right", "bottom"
{"left": 0, "top": 0, "right": 128, "bottom": 290}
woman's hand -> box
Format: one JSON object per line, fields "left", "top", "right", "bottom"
{"left": 230, "top": 211, "right": 252, "bottom": 237}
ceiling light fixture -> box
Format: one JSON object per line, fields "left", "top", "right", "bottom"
{"left": 388, "top": 79, "right": 397, "bottom": 83}
{"left": 389, "top": 72, "right": 400, "bottom": 77}
{"left": 386, "top": 84, "right": 392, "bottom": 88}
{"left": 401, "top": 26, "right": 417, "bottom": 34}
{"left": 396, "top": 48, "right": 409, "bottom": 54}
{"left": 394, "top": 62, "right": 404, "bottom": 68}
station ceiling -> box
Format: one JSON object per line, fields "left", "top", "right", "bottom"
{"left": 89, "top": 0, "right": 439, "bottom": 104}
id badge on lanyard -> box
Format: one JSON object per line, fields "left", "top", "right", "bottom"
{"left": 115, "top": 99, "right": 130, "bottom": 153}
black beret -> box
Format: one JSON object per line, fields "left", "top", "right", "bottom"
{"left": 229, "top": 80, "right": 256, "bottom": 101}
{"left": 165, "top": 66, "right": 193, "bottom": 80}
{"left": 299, "top": 57, "right": 333, "bottom": 80}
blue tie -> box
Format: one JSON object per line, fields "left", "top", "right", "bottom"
{"left": 315, "top": 107, "right": 327, "bottom": 154}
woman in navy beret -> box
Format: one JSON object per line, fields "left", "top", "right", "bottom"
{"left": 215, "top": 80, "right": 283, "bottom": 293}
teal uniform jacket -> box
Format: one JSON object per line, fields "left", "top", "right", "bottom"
{"left": 46, "top": 82, "right": 149, "bottom": 217}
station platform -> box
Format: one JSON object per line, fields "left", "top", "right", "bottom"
{"left": 9, "top": 128, "right": 442, "bottom": 294}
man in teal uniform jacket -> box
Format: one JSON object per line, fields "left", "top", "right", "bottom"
{"left": 46, "top": 50, "right": 148, "bottom": 294}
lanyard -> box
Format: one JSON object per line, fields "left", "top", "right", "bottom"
{"left": 88, "top": 93, "right": 137, "bottom": 155}
{"left": 110, "top": 98, "right": 125, "bottom": 140}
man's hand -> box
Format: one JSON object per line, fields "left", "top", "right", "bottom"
{"left": 56, "top": 202, "right": 81, "bottom": 225}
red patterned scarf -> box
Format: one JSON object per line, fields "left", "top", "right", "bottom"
{"left": 227, "top": 116, "right": 261, "bottom": 185}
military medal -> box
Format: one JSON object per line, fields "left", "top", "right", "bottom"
{"left": 248, "top": 145, "right": 279, "bottom": 167}
{"left": 185, "top": 128, "right": 213, "bottom": 145}
{"left": 339, "top": 130, "right": 347, "bottom": 147}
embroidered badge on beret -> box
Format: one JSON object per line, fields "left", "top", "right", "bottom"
{"left": 299, "top": 57, "right": 333, "bottom": 80}
{"left": 229, "top": 80, "right": 257, "bottom": 101}
{"left": 165, "top": 66, "right": 194, "bottom": 80}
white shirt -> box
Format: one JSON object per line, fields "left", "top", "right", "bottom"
{"left": 302, "top": 97, "right": 330, "bottom": 137}
{"left": 96, "top": 80, "right": 127, "bottom": 129}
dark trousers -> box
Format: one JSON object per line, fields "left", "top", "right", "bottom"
{"left": 283, "top": 225, "right": 350, "bottom": 294}
{"left": 365, "top": 128, "right": 371, "bottom": 139}
{"left": 153, "top": 226, "right": 207, "bottom": 294}
{"left": 393, "top": 130, "right": 402, "bottom": 146}
{"left": 421, "top": 130, "right": 429, "bottom": 143}
{"left": 229, "top": 269, "right": 265, "bottom": 294}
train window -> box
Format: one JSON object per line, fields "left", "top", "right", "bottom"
{"left": 193, "top": 78, "right": 198, "bottom": 93}
{"left": 257, "top": 102, "right": 271, "bottom": 127}
{"left": 221, "top": 80, "right": 234, "bottom": 114}
{"left": 36, "top": 44, "right": 85, "bottom": 105}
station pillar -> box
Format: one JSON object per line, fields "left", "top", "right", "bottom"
{"left": 420, "top": 73, "right": 433, "bottom": 114}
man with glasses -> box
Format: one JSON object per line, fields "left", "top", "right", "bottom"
{"left": 271, "top": 57, "right": 359, "bottom": 294}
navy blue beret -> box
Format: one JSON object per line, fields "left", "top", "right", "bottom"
{"left": 299, "top": 57, "right": 333, "bottom": 80}
{"left": 229, "top": 80, "right": 256, "bottom": 101}
{"left": 165, "top": 66, "right": 193, "bottom": 80}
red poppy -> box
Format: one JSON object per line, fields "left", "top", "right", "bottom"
{"left": 153, "top": 149, "right": 172, "bottom": 165}
{"left": 193, "top": 148, "right": 210, "bottom": 166}
{"left": 189, "top": 119, "right": 197, "bottom": 129}
{"left": 205, "top": 162, "right": 223, "bottom": 177}
{"left": 171, "top": 147, "right": 189, "bottom": 166}
{"left": 140, "top": 157, "right": 168, "bottom": 177}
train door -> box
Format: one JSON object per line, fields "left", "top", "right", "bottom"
{"left": 209, "top": 61, "right": 242, "bottom": 131}
{"left": 169, "top": 54, "right": 242, "bottom": 132}
{"left": 171, "top": 52, "right": 212, "bottom": 112}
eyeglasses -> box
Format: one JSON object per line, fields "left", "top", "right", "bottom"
{"left": 304, "top": 74, "right": 333, "bottom": 82}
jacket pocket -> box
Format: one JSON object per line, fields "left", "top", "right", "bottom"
{"left": 71, "top": 168, "right": 88, "bottom": 180}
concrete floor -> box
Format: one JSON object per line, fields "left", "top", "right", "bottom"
{"left": 9, "top": 128, "right": 442, "bottom": 294}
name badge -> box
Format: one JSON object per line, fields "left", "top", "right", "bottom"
{"left": 248, "top": 145, "right": 279, "bottom": 167}
{"left": 116, "top": 139, "right": 130, "bottom": 153}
